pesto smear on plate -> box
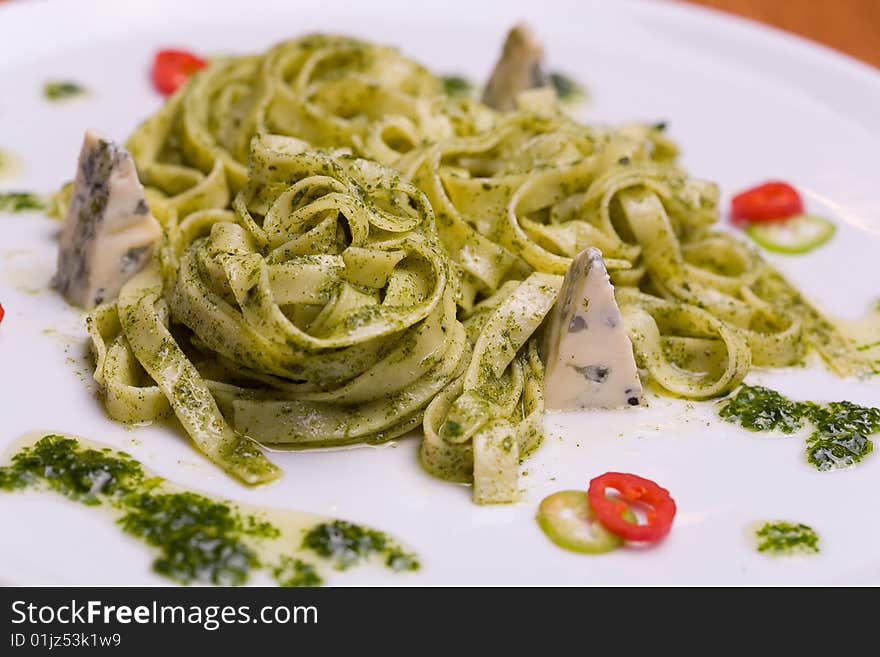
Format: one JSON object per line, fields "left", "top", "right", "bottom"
{"left": 0, "top": 433, "right": 419, "bottom": 586}
{"left": 755, "top": 521, "right": 820, "bottom": 556}
{"left": 43, "top": 80, "right": 88, "bottom": 101}
{"left": 719, "top": 385, "right": 879, "bottom": 470}
{"left": 0, "top": 191, "right": 44, "bottom": 213}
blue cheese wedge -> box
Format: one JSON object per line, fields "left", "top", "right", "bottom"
{"left": 542, "top": 247, "right": 643, "bottom": 410}
{"left": 482, "top": 23, "right": 546, "bottom": 111}
{"left": 53, "top": 129, "right": 161, "bottom": 308}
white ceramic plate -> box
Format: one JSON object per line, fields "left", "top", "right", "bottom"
{"left": 1, "top": 0, "right": 879, "bottom": 586}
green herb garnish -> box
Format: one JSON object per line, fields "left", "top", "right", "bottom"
{"left": 0, "top": 435, "right": 142, "bottom": 504}
{"left": 119, "top": 491, "right": 260, "bottom": 585}
{"left": 272, "top": 555, "right": 323, "bottom": 587}
{"left": 0, "top": 192, "right": 45, "bottom": 213}
{"left": 441, "top": 75, "right": 474, "bottom": 99}
{"left": 719, "top": 385, "right": 879, "bottom": 471}
{"left": 718, "top": 385, "right": 809, "bottom": 434}
{"left": 547, "top": 71, "right": 583, "bottom": 102}
{"left": 44, "top": 80, "right": 87, "bottom": 101}
{"left": 806, "top": 401, "right": 880, "bottom": 470}
{"left": 385, "top": 547, "right": 420, "bottom": 572}
{"left": 302, "top": 520, "right": 419, "bottom": 572}
{"left": 755, "top": 521, "right": 819, "bottom": 555}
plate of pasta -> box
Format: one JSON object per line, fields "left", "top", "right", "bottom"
{"left": 0, "top": 0, "right": 879, "bottom": 586}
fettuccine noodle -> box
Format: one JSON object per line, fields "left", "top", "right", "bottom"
{"left": 85, "top": 34, "right": 868, "bottom": 501}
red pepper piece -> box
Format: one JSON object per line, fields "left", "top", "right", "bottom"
{"left": 587, "top": 472, "right": 676, "bottom": 543}
{"left": 151, "top": 49, "right": 207, "bottom": 96}
{"left": 731, "top": 181, "right": 803, "bottom": 224}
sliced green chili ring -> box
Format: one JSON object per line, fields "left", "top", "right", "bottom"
{"left": 745, "top": 214, "right": 835, "bottom": 254}
{"left": 536, "top": 490, "right": 635, "bottom": 554}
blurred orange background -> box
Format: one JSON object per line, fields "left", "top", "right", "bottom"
{"left": 681, "top": 0, "right": 880, "bottom": 68}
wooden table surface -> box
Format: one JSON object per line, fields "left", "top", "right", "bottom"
{"left": 681, "top": 0, "right": 880, "bottom": 68}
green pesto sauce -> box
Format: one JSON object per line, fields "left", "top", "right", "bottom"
{"left": 302, "top": 520, "right": 419, "bottom": 572}
{"left": 0, "top": 192, "right": 45, "bottom": 213}
{"left": 755, "top": 521, "right": 819, "bottom": 555}
{"left": 718, "top": 385, "right": 809, "bottom": 434}
{"left": 440, "top": 75, "right": 474, "bottom": 99}
{"left": 118, "top": 491, "right": 267, "bottom": 586}
{"left": 44, "top": 80, "right": 88, "bottom": 101}
{"left": 0, "top": 435, "right": 142, "bottom": 504}
{"left": 0, "top": 435, "right": 418, "bottom": 586}
{"left": 807, "top": 401, "right": 879, "bottom": 470}
{"left": 719, "top": 385, "right": 879, "bottom": 471}
{"left": 547, "top": 71, "right": 584, "bottom": 103}
{"left": 272, "top": 555, "right": 323, "bottom": 587}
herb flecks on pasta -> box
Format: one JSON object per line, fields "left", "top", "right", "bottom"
{"left": 84, "top": 33, "right": 867, "bottom": 502}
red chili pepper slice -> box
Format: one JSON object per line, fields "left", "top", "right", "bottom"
{"left": 731, "top": 181, "right": 803, "bottom": 224}
{"left": 151, "top": 49, "right": 207, "bottom": 96}
{"left": 587, "top": 472, "right": 676, "bottom": 543}
{"left": 0, "top": 302, "right": 4, "bottom": 325}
